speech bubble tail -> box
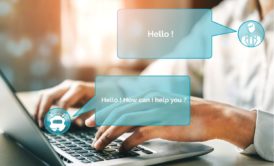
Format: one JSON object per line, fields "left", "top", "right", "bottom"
{"left": 72, "top": 97, "right": 96, "bottom": 118}
{"left": 210, "top": 21, "right": 236, "bottom": 36}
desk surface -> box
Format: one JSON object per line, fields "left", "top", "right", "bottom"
{"left": 0, "top": 92, "right": 272, "bottom": 166}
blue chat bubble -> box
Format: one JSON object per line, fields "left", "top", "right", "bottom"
{"left": 117, "top": 9, "right": 236, "bottom": 59}
{"left": 73, "top": 76, "right": 190, "bottom": 126}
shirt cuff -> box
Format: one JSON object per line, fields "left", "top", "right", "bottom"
{"left": 238, "top": 109, "right": 274, "bottom": 162}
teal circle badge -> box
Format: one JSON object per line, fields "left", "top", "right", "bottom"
{"left": 44, "top": 108, "right": 71, "bottom": 135}
{"left": 238, "top": 20, "right": 264, "bottom": 47}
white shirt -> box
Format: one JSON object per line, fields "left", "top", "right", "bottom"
{"left": 142, "top": 0, "right": 274, "bottom": 162}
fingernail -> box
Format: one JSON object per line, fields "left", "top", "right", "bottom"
{"left": 93, "top": 141, "right": 99, "bottom": 149}
{"left": 92, "top": 138, "right": 97, "bottom": 147}
{"left": 76, "top": 119, "right": 84, "bottom": 127}
{"left": 85, "top": 115, "right": 95, "bottom": 127}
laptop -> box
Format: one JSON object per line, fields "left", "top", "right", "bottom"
{"left": 0, "top": 71, "right": 213, "bottom": 166}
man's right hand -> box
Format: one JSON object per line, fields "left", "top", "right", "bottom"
{"left": 34, "top": 80, "right": 95, "bottom": 128}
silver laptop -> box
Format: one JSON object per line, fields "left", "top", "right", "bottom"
{"left": 0, "top": 71, "right": 213, "bottom": 166}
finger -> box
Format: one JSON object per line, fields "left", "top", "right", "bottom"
{"left": 34, "top": 93, "right": 42, "bottom": 120}
{"left": 37, "top": 95, "right": 54, "bottom": 128}
{"left": 74, "top": 118, "right": 85, "bottom": 127}
{"left": 94, "top": 126, "right": 132, "bottom": 150}
{"left": 120, "top": 127, "right": 154, "bottom": 152}
{"left": 85, "top": 114, "right": 96, "bottom": 127}
{"left": 57, "top": 85, "right": 86, "bottom": 109}
{"left": 74, "top": 111, "right": 93, "bottom": 127}
{"left": 92, "top": 126, "right": 110, "bottom": 146}
{"left": 37, "top": 86, "right": 70, "bottom": 127}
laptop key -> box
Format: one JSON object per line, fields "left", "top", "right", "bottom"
{"left": 117, "top": 153, "right": 127, "bottom": 158}
{"left": 76, "top": 142, "right": 86, "bottom": 145}
{"left": 81, "top": 160, "right": 91, "bottom": 163}
{"left": 109, "top": 142, "right": 118, "bottom": 147}
{"left": 71, "top": 153, "right": 80, "bottom": 157}
{"left": 60, "top": 147, "right": 70, "bottom": 151}
{"left": 142, "top": 150, "right": 153, "bottom": 154}
{"left": 82, "top": 146, "right": 94, "bottom": 150}
{"left": 95, "top": 151, "right": 106, "bottom": 156}
{"left": 100, "top": 152, "right": 111, "bottom": 157}
{"left": 133, "top": 149, "right": 140, "bottom": 152}
{"left": 128, "top": 151, "right": 140, "bottom": 156}
{"left": 69, "top": 138, "right": 79, "bottom": 141}
{"left": 72, "top": 140, "right": 82, "bottom": 143}
{"left": 66, "top": 151, "right": 75, "bottom": 154}
{"left": 83, "top": 137, "right": 91, "bottom": 141}
{"left": 64, "top": 148, "right": 71, "bottom": 152}
{"left": 49, "top": 139, "right": 56, "bottom": 143}
{"left": 57, "top": 139, "right": 67, "bottom": 142}
{"left": 70, "top": 147, "right": 82, "bottom": 150}
{"left": 88, "top": 156, "right": 103, "bottom": 162}
{"left": 104, "top": 156, "right": 118, "bottom": 160}
{"left": 84, "top": 149, "right": 96, "bottom": 153}
{"left": 66, "top": 144, "right": 77, "bottom": 147}
{"left": 54, "top": 136, "right": 62, "bottom": 139}
{"left": 56, "top": 144, "right": 65, "bottom": 148}
{"left": 132, "top": 147, "right": 141, "bottom": 151}
{"left": 61, "top": 142, "right": 72, "bottom": 145}
{"left": 94, "top": 154, "right": 107, "bottom": 160}
{"left": 118, "top": 151, "right": 139, "bottom": 157}
{"left": 104, "top": 148, "right": 116, "bottom": 152}
{"left": 76, "top": 156, "right": 86, "bottom": 160}
{"left": 82, "top": 153, "right": 95, "bottom": 157}
{"left": 75, "top": 150, "right": 89, "bottom": 154}
{"left": 64, "top": 135, "right": 74, "bottom": 139}
{"left": 115, "top": 139, "right": 122, "bottom": 143}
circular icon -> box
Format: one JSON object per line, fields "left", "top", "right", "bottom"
{"left": 44, "top": 108, "right": 71, "bottom": 135}
{"left": 238, "top": 20, "right": 264, "bottom": 47}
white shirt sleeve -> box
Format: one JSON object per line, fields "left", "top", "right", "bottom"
{"left": 240, "top": 110, "right": 274, "bottom": 162}
{"left": 252, "top": 110, "right": 274, "bottom": 161}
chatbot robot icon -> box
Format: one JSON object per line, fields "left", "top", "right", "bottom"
{"left": 49, "top": 115, "right": 66, "bottom": 132}
{"left": 44, "top": 108, "right": 71, "bottom": 135}
{"left": 238, "top": 20, "right": 264, "bottom": 47}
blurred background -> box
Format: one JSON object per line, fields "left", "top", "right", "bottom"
{"left": 0, "top": 0, "right": 222, "bottom": 91}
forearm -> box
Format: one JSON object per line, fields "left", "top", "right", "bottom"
{"left": 212, "top": 103, "right": 257, "bottom": 148}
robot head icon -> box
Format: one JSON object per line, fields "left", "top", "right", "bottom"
{"left": 49, "top": 115, "right": 66, "bottom": 132}
{"left": 44, "top": 108, "right": 71, "bottom": 135}
{"left": 247, "top": 22, "right": 256, "bottom": 33}
{"left": 238, "top": 20, "right": 265, "bottom": 48}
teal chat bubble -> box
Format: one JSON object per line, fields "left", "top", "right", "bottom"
{"left": 73, "top": 76, "right": 190, "bottom": 126}
{"left": 117, "top": 9, "right": 236, "bottom": 59}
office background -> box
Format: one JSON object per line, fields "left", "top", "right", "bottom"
{"left": 0, "top": 0, "right": 222, "bottom": 91}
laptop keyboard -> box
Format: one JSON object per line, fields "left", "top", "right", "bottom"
{"left": 45, "top": 129, "right": 153, "bottom": 164}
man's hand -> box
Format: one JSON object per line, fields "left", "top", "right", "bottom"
{"left": 85, "top": 97, "right": 256, "bottom": 152}
{"left": 35, "top": 80, "right": 95, "bottom": 127}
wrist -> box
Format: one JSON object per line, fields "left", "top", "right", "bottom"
{"left": 212, "top": 103, "right": 257, "bottom": 148}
